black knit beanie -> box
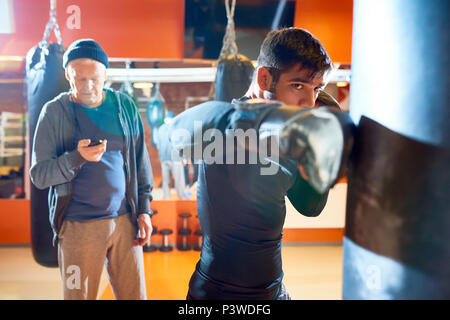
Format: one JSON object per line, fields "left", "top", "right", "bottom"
{"left": 63, "top": 39, "right": 109, "bottom": 69}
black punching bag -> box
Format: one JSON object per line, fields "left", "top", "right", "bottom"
{"left": 214, "top": 53, "right": 255, "bottom": 103}
{"left": 343, "top": 0, "right": 450, "bottom": 298}
{"left": 26, "top": 42, "right": 70, "bottom": 267}
{"left": 211, "top": 0, "right": 255, "bottom": 102}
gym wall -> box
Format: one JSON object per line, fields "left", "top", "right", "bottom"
{"left": 0, "top": 0, "right": 184, "bottom": 58}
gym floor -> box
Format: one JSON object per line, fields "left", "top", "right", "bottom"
{"left": 0, "top": 244, "right": 342, "bottom": 300}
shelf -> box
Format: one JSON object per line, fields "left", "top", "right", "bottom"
{"left": 106, "top": 66, "right": 351, "bottom": 84}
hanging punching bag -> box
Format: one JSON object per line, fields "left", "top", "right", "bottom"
{"left": 214, "top": 53, "right": 254, "bottom": 102}
{"left": 119, "top": 59, "right": 139, "bottom": 107}
{"left": 26, "top": 4, "right": 69, "bottom": 267}
{"left": 27, "top": 42, "right": 69, "bottom": 267}
{"left": 212, "top": 0, "right": 255, "bottom": 102}
{"left": 343, "top": 0, "right": 450, "bottom": 299}
{"left": 146, "top": 83, "right": 167, "bottom": 146}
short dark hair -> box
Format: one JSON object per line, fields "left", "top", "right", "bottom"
{"left": 257, "top": 28, "right": 332, "bottom": 80}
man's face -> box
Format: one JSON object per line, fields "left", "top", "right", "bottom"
{"left": 66, "top": 58, "right": 106, "bottom": 107}
{"left": 271, "top": 63, "right": 327, "bottom": 107}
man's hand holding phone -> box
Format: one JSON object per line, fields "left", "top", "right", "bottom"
{"left": 77, "top": 139, "right": 107, "bottom": 162}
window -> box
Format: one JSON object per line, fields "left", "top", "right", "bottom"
{"left": 0, "top": 0, "right": 15, "bottom": 34}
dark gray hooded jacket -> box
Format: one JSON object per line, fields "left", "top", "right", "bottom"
{"left": 30, "top": 88, "right": 154, "bottom": 245}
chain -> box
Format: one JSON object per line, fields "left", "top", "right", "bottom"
{"left": 218, "top": 0, "right": 238, "bottom": 60}
{"left": 40, "top": 0, "right": 62, "bottom": 48}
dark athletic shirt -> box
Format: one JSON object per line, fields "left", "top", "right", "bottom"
{"left": 188, "top": 98, "right": 329, "bottom": 300}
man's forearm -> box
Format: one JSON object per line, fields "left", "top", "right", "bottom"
{"left": 30, "top": 149, "right": 86, "bottom": 190}
{"left": 166, "top": 99, "right": 354, "bottom": 193}
{"left": 167, "top": 101, "right": 234, "bottom": 161}
{"left": 135, "top": 110, "right": 154, "bottom": 215}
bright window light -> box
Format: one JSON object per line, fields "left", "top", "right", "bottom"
{"left": 0, "top": 0, "right": 15, "bottom": 34}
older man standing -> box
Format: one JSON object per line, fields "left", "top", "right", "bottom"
{"left": 30, "top": 39, "right": 153, "bottom": 300}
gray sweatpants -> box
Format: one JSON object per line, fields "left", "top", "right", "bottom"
{"left": 57, "top": 214, "right": 146, "bottom": 300}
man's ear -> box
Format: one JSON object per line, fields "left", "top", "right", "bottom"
{"left": 256, "top": 67, "right": 273, "bottom": 91}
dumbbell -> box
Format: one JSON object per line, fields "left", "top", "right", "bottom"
{"left": 159, "top": 228, "right": 173, "bottom": 252}
{"left": 193, "top": 229, "right": 203, "bottom": 251}
{"left": 179, "top": 213, "right": 192, "bottom": 229}
{"left": 177, "top": 228, "right": 192, "bottom": 251}
{"left": 143, "top": 210, "right": 158, "bottom": 252}
{"left": 143, "top": 226, "right": 158, "bottom": 252}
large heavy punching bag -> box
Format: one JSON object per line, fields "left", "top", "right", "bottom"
{"left": 26, "top": 3, "right": 70, "bottom": 267}
{"left": 343, "top": 0, "right": 450, "bottom": 299}
{"left": 27, "top": 42, "right": 69, "bottom": 267}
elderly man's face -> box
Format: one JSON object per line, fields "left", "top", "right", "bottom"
{"left": 66, "top": 58, "right": 107, "bottom": 107}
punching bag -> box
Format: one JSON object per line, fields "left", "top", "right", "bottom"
{"left": 119, "top": 81, "right": 137, "bottom": 104}
{"left": 212, "top": 0, "right": 255, "bottom": 102}
{"left": 26, "top": 42, "right": 70, "bottom": 267}
{"left": 119, "top": 59, "right": 139, "bottom": 107}
{"left": 214, "top": 54, "right": 254, "bottom": 103}
{"left": 146, "top": 83, "right": 167, "bottom": 146}
{"left": 343, "top": 0, "right": 450, "bottom": 299}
